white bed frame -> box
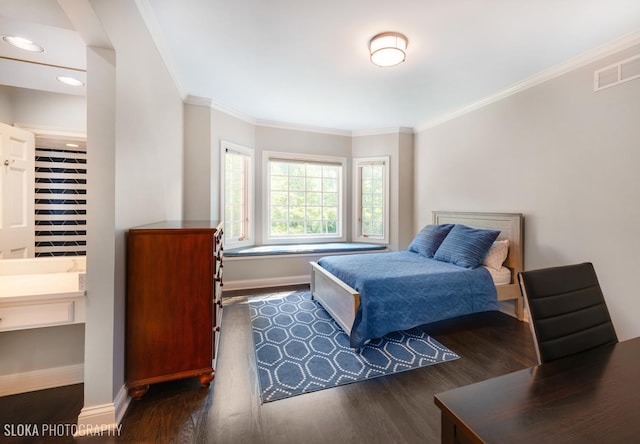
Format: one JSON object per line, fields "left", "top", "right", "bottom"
{"left": 309, "top": 211, "right": 525, "bottom": 337}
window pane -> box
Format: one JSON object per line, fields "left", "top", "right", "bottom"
{"left": 289, "top": 164, "right": 305, "bottom": 176}
{"left": 289, "top": 221, "right": 304, "bottom": 234}
{"left": 323, "top": 193, "right": 337, "bottom": 207}
{"left": 307, "top": 221, "right": 322, "bottom": 234}
{"left": 289, "top": 176, "right": 305, "bottom": 191}
{"left": 290, "top": 206, "right": 305, "bottom": 220}
{"left": 271, "top": 191, "right": 288, "bottom": 206}
{"left": 267, "top": 158, "right": 342, "bottom": 239}
{"left": 289, "top": 192, "right": 305, "bottom": 206}
{"left": 306, "top": 177, "right": 321, "bottom": 191}
{"left": 271, "top": 176, "right": 289, "bottom": 191}
{"left": 325, "top": 220, "right": 337, "bottom": 234}
{"left": 306, "top": 206, "right": 322, "bottom": 220}
{"left": 271, "top": 162, "right": 288, "bottom": 176}
{"left": 271, "top": 221, "right": 287, "bottom": 235}
{"left": 359, "top": 161, "right": 386, "bottom": 239}
{"left": 224, "top": 149, "right": 252, "bottom": 244}
{"left": 271, "top": 205, "right": 288, "bottom": 220}
{"left": 306, "top": 164, "right": 323, "bottom": 177}
{"left": 323, "top": 166, "right": 338, "bottom": 179}
{"left": 231, "top": 222, "right": 241, "bottom": 238}
{"left": 323, "top": 207, "right": 337, "bottom": 220}
{"left": 307, "top": 192, "right": 322, "bottom": 206}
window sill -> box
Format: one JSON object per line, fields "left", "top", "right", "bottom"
{"left": 224, "top": 242, "right": 386, "bottom": 258}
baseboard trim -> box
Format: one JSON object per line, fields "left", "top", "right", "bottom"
{"left": 223, "top": 275, "right": 309, "bottom": 291}
{"left": 75, "top": 384, "right": 130, "bottom": 437}
{"left": 0, "top": 363, "right": 83, "bottom": 397}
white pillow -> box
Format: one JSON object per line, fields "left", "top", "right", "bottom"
{"left": 483, "top": 240, "right": 509, "bottom": 270}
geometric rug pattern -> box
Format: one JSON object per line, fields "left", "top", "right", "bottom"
{"left": 249, "top": 291, "right": 459, "bottom": 402}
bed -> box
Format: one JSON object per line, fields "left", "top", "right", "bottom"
{"left": 309, "top": 211, "right": 524, "bottom": 348}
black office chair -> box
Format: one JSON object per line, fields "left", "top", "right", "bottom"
{"left": 518, "top": 262, "right": 618, "bottom": 364}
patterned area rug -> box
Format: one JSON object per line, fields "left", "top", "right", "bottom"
{"left": 249, "top": 291, "right": 459, "bottom": 402}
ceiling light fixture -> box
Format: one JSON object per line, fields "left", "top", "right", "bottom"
{"left": 56, "top": 76, "right": 84, "bottom": 87}
{"left": 2, "top": 35, "right": 44, "bottom": 52}
{"left": 369, "top": 32, "right": 408, "bottom": 67}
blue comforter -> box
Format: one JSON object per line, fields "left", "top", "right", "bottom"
{"left": 317, "top": 251, "right": 498, "bottom": 348}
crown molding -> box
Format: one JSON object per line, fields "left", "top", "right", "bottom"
{"left": 183, "top": 95, "right": 213, "bottom": 107}
{"left": 255, "top": 119, "right": 353, "bottom": 137}
{"left": 209, "top": 101, "right": 257, "bottom": 125}
{"left": 183, "top": 95, "right": 257, "bottom": 125}
{"left": 415, "top": 29, "right": 640, "bottom": 133}
{"left": 352, "top": 127, "right": 414, "bottom": 137}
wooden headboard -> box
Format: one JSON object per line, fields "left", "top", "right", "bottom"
{"left": 432, "top": 211, "right": 525, "bottom": 320}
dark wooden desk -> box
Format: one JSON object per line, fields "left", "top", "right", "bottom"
{"left": 434, "top": 337, "right": 640, "bottom": 443}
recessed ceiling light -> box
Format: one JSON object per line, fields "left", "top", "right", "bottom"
{"left": 56, "top": 76, "right": 84, "bottom": 87}
{"left": 2, "top": 35, "right": 44, "bottom": 52}
{"left": 66, "top": 143, "right": 80, "bottom": 148}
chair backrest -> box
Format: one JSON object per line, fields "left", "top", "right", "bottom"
{"left": 518, "top": 262, "right": 617, "bottom": 364}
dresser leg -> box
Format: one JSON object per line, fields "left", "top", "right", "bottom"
{"left": 198, "top": 371, "right": 214, "bottom": 388}
{"left": 128, "top": 385, "right": 149, "bottom": 400}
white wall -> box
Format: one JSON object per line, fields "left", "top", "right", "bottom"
{"left": 10, "top": 87, "right": 86, "bottom": 132}
{"left": 183, "top": 102, "right": 212, "bottom": 219}
{"left": 414, "top": 44, "right": 640, "bottom": 341}
{"left": 183, "top": 104, "right": 256, "bottom": 221}
{"left": 79, "top": 0, "right": 184, "bottom": 427}
{"left": 0, "top": 85, "right": 13, "bottom": 122}
{"left": 398, "top": 132, "right": 415, "bottom": 249}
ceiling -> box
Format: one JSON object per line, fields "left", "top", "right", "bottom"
{"left": 1, "top": 0, "right": 640, "bottom": 131}
{"left": 0, "top": 0, "right": 86, "bottom": 96}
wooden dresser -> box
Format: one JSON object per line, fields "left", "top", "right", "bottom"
{"left": 125, "top": 220, "right": 223, "bottom": 399}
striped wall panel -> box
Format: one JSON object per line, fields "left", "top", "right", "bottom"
{"left": 34, "top": 147, "right": 87, "bottom": 257}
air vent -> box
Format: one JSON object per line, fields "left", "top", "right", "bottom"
{"left": 594, "top": 54, "right": 640, "bottom": 91}
{"left": 620, "top": 56, "right": 640, "bottom": 81}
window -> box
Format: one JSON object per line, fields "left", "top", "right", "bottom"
{"left": 354, "top": 156, "right": 389, "bottom": 244}
{"left": 264, "top": 151, "right": 346, "bottom": 243}
{"left": 221, "top": 141, "right": 254, "bottom": 248}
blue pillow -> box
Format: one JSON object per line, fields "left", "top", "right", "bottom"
{"left": 433, "top": 224, "right": 500, "bottom": 268}
{"left": 408, "top": 224, "right": 455, "bottom": 258}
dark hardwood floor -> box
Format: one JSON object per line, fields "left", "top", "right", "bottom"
{"left": 0, "top": 287, "right": 537, "bottom": 443}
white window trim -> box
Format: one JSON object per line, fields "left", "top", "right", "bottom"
{"left": 262, "top": 150, "right": 347, "bottom": 245}
{"left": 353, "top": 156, "right": 390, "bottom": 245}
{"left": 220, "top": 140, "right": 255, "bottom": 248}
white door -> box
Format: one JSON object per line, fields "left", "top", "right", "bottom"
{"left": 0, "top": 122, "right": 35, "bottom": 259}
